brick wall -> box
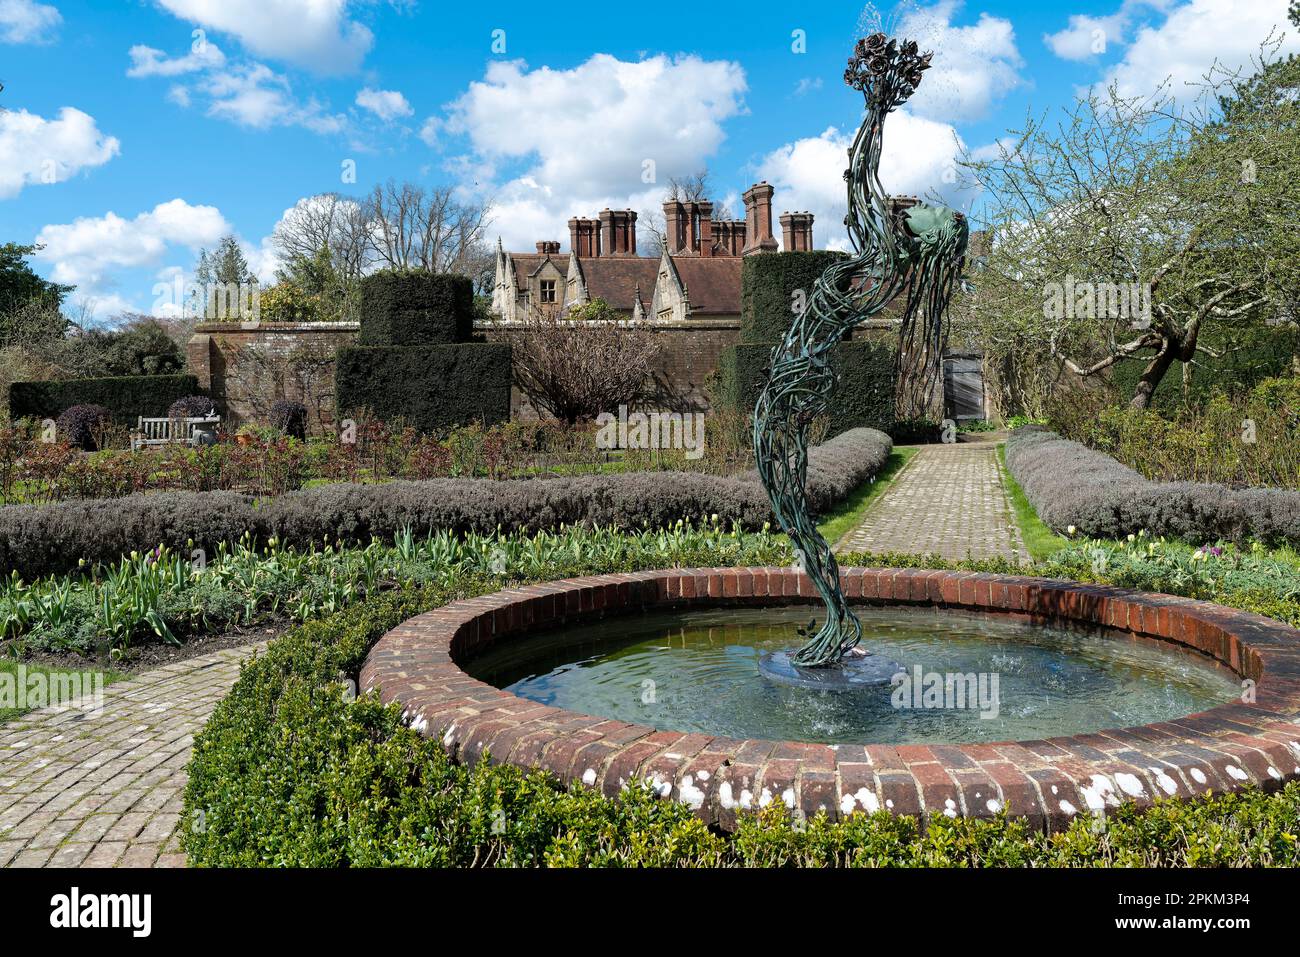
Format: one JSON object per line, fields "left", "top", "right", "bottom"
{"left": 187, "top": 319, "right": 755, "bottom": 426}
{"left": 187, "top": 322, "right": 361, "bottom": 431}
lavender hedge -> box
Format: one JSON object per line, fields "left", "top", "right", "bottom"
{"left": 0, "top": 428, "right": 892, "bottom": 580}
{"left": 1005, "top": 427, "right": 1300, "bottom": 546}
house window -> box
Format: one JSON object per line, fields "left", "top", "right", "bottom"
{"left": 540, "top": 280, "right": 557, "bottom": 303}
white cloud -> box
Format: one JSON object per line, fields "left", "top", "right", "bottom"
{"left": 757, "top": 113, "right": 975, "bottom": 251}
{"left": 355, "top": 87, "right": 412, "bottom": 121}
{"left": 1044, "top": 2, "right": 1181, "bottom": 61}
{"left": 127, "top": 39, "right": 346, "bottom": 135}
{"left": 793, "top": 77, "right": 823, "bottom": 97}
{"left": 1101, "top": 0, "right": 1300, "bottom": 99}
{"left": 0, "top": 107, "right": 119, "bottom": 199}
{"left": 153, "top": 0, "right": 374, "bottom": 73}
{"left": 418, "top": 115, "right": 440, "bottom": 146}
{"left": 34, "top": 199, "right": 232, "bottom": 296}
{"left": 200, "top": 63, "right": 347, "bottom": 133}
{"left": 893, "top": 0, "right": 1024, "bottom": 121}
{"left": 0, "top": 0, "right": 60, "bottom": 44}
{"left": 127, "top": 40, "right": 226, "bottom": 77}
{"left": 446, "top": 53, "right": 747, "bottom": 248}
{"left": 1045, "top": 11, "right": 1133, "bottom": 61}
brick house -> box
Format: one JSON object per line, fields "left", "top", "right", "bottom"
{"left": 491, "top": 181, "right": 815, "bottom": 323}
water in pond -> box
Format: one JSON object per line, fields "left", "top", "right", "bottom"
{"left": 466, "top": 606, "right": 1242, "bottom": 745}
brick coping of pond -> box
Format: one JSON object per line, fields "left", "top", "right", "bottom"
{"left": 360, "top": 568, "right": 1300, "bottom": 832}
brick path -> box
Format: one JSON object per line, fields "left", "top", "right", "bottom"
{"left": 0, "top": 643, "right": 262, "bottom": 868}
{"left": 836, "top": 441, "right": 1027, "bottom": 562}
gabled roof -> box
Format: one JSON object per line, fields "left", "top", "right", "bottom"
{"left": 575, "top": 257, "right": 660, "bottom": 307}
{"left": 510, "top": 253, "right": 568, "bottom": 287}
{"left": 669, "top": 256, "right": 743, "bottom": 315}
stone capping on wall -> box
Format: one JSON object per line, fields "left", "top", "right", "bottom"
{"left": 361, "top": 568, "right": 1300, "bottom": 833}
{"left": 192, "top": 321, "right": 362, "bottom": 332}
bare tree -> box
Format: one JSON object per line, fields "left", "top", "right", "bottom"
{"left": 363, "top": 179, "right": 493, "bottom": 279}
{"left": 639, "top": 169, "right": 735, "bottom": 256}
{"left": 271, "top": 193, "right": 372, "bottom": 285}
{"left": 501, "top": 299, "right": 661, "bottom": 423}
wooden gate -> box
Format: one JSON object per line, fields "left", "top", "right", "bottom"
{"left": 943, "top": 355, "right": 985, "bottom": 421}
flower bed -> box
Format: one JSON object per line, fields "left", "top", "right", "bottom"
{"left": 0, "top": 428, "right": 892, "bottom": 581}
{"left": 1004, "top": 427, "right": 1300, "bottom": 546}
{"left": 0, "top": 412, "right": 765, "bottom": 506}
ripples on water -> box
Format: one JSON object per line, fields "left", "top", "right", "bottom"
{"left": 466, "top": 606, "right": 1242, "bottom": 745}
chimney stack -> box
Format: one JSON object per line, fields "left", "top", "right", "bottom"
{"left": 568, "top": 217, "right": 601, "bottom": 257}
{"left": 601, "top": 209, "right": 637, "bottom": 256}
{"left": 742, "top": 182, "right": 779, "bottom": 255}
{"left": 712, "top": 220, "right": 746, "bottom": 257}
{"left": 779, "top": 212, "right": 814, "bottom": 252}
{"left": 663, "top": 200, "right": 687, "bottom": 254}
{"left": 535, "top": 240, "right": 561, "bottom": 255}
{"left": 696, "top": 201, "right": 714, "bottom": 258}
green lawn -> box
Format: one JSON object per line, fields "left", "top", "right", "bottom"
{"left": 0, "top": 660, "right": 126, "bottom": 724}
{"left": 816, "top": 447, "right": 919, "bottom": 546}
{"left": 997, "top": 444, "right": 1069, "bottom": 561}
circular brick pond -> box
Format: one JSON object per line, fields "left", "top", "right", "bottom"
{"left": 360, "top": 568, "right": 1300, "bottom": 832}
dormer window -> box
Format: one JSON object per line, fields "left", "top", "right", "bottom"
{"left": 540, "top": 279, "right": 557, "bottom": 303}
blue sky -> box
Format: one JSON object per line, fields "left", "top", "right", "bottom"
{"left": 1, "top": 0, "right": 1296, "bottom": 322}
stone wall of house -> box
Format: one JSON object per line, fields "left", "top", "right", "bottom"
{"left": 186, "top": 319, "right": 768, "bottom": 427}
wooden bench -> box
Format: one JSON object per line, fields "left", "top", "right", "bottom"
{"left": 130, "top": 415, "right": 221, "bottom": 451}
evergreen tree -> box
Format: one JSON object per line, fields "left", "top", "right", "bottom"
{"left": 192, "top": 236, "right": 258, "bottom": 319}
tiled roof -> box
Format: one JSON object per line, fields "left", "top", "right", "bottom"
{"left": 510, "top": 253, "right": 568, "bottom": 287}
{"left": 577, "top": 257, "right": 660, "bottom": 309}
{"left": 670, "top": 256, "right": 743, "bottom": 315}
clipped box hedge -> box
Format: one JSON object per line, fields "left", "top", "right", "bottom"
{"left": 1005, "top": 426, "right": 1300, "bottom": 546}
{"left": 0, "top": 428, "right": 892, "bottom": 580}
{"left": 334, "top": 343, "right": 512, "bottom": 433}
{"left": 739, "top": 250, "right": 849, "bottom": 344}
{"left": 9, "top": 374, "right": 201, "bottom": 424}
{"left": 718, "top": 340, "right": 895, "bottom": 436}
{"left": 722, "top": 251, "right": 895, "bottom": 438}
{"left": 356, "top": 270, "right": 474, "bottom": 346}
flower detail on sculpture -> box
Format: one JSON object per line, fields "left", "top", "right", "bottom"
{"left": 844, "top": 30, "right": 934, "bottom": 104}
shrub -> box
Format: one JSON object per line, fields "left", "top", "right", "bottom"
{"left": 167, "top": 395, "right": 216, "bottom": 419}
{"left": 269, "top": 399, "right": 308, "bottom": 440}
{"left": 1050, "top": 378, "right": 1300, "bottom": 490}
{"left": 357, "top": 270, "right": 474, "bottom": 346}
{"left": 718, "top": 341, "right": 895, "bottom": 438}
{"left": 739, "top": 251, "right": 849, "bottom": 343}
{"left": 889, "top": 418, "right": 944, "bottom": 444}
{"left": 9, "top": 373, "right": 200, "bottom": 425}
{"left": 1005, "top": 426, "right": 1300, "bottom": 546}
{"left": 505, "top": 301, "right": 660, "bottom": 423}
{"left": 0, "top": 428, "right": 891, "bottom": 579}
{"left": 722, "top": 252, "right": 895, "bottom": 439}
{"left": 0, "top": 491, "right": 259, "bottom": 580}
{"left": 335, "top": 343, "right": 512, "bottom": 433}
{"left": 55, "top": 404, "right": 112, "bottom": 451}
{"left": 258, "top": 281, "right": 322, "bottom": 324}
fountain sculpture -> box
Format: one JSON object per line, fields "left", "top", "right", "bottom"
{"left": 753, "top": 33, "right": 971, "bottom": 673}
